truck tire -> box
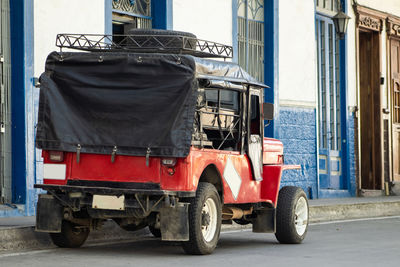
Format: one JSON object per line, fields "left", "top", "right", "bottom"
{"left": 148, "top": 225, "right": 161, "bottom": 238}
{"left": 275, "top": 186, "right": 309, "bottom": 244}
{"left": 50, "top": 220, "right": 90, "bottom": 248}
{"left": 182, "top": 182, "right": 221, "bottom": 255}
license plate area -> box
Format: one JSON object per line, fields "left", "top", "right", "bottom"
{"left": 92, "top": 195, "right": 125, "bottom": 210}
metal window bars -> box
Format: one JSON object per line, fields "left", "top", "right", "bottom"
{"left": 56, "top": 34, "right": 233, "bottom": 59}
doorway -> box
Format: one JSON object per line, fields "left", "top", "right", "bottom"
{"left": 358, "top": 30, "right": 382, "bottom": 190}
{"left": 316, "top": 16, "right": 345, "bottom": 190}
{"left": 390, "top": 38, "right": 400, "bottom": 183}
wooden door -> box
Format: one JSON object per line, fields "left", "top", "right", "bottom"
{"left": 359, "top": 31, "right": 382, "bottom": 189}
{"left": 391, "top": 39, "right": 400, "bottom": 182}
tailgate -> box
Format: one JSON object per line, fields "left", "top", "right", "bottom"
{"left": 68, "top": 152, "right": 161, "bottom": 184}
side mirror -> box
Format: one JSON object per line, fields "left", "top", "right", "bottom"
{"left": 263, "top": 103, "right": 274, "bottom": 120}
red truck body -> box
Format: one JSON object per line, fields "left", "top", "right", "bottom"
{"left": 42, "top": 138, "right": 290, "bottom": 206}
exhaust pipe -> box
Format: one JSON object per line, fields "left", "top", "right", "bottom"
{"left": 222, "top": 206, "right": 253, "bottom": 220}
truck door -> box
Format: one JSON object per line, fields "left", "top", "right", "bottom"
{"left": 248, "top": 89, "right": 263, "bottom": 181}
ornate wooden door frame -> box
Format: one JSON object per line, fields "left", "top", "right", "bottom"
{"left": 387, "top": 17, "right": 400, "bottom": 184}
{"left": 354, "top": 4, "right": 386, "bottom": 191}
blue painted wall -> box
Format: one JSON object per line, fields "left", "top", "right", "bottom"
{"left": 9, "top": 0, "right": 35, "bottom": 216}
{"left": 278, "top": 106, "right": 318, "bottom": 199}
{"left": 152, "top": 0, "right": 172, "bottom": 30}
{"left": 264, "top": 0, "right": 279, "bottom": 138}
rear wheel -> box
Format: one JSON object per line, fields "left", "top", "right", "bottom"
{"left": 50, "top": 220, "right": 90, "bottom": 248}
{"left": 275, "top": 186, "right": 309, "bottom": 244}
{"left": 148, "top": 225, "right": 161, "bottom": 238}
{"left": 182, "top": 182, "right": 221, "bottom": 255}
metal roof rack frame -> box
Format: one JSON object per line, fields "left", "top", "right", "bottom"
{"left": 56, "top": 34, "right": 233, "bottom": 59}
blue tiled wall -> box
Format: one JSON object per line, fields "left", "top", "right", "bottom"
{"left": 278, "top": 106, "right": 318, "bottom": 199}
{"left": 348, "top": 112, "right": 357, "bottom": 195}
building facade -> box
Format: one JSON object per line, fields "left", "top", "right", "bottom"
{"left": 346, "top": 0, "right": 400, "bottom": 196}
{"left": 3, "top": 0, "right": 400, "bottom": 217}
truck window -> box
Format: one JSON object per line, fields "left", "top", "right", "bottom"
{"left": 193, "top": 88, "right": 242, "bottom": 151}
{"left": 250, "top": 94, "right": 260, "bottom": 135}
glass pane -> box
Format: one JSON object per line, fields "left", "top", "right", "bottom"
{"left": 320, "top": 20, "right": 327, "bottom": 149}
{"left": 248, "top": 0, "right": 264, "bottom": 21}
{"left": 335, "top": 33, "right": 341, "bottom": 150}
{"left": 329, "top": 24, "right": 336, "bottom": 150}
{"left": 238, "top": 0, "right": 246, "bottom": 17}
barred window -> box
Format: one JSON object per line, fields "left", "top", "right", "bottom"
{"left": 237, "top": 0, "right": 264, "bottom": 82}
{"left": 112, "top": 0, "right": 152, "bottom": 43}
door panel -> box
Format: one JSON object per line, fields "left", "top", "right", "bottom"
{"left": 248, "top": 90, "right": 263, "bottom": 181}
{"left": 316, "top": 17, "right": 343, "bottom": 189}
{"left": 391, "top": 39, "right": 400, "bottom": 182}
{"left": 359, "top": 31, "right": 382, "bottom": 190}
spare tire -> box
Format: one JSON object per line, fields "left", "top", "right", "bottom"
{"left": 124, "top": 29, "right": 197, "bottom": 53}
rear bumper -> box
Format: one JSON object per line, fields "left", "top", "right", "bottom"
{"left": 34, "top": 183, "right": 195, "bottom": 198}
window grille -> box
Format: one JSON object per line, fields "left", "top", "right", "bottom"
{"left": 112, "top": 0, "right": 151, "bottom": 17}
{"left": 237, "top": 0, "right": 264, "bottom": 82}
{"left": 112, "top": 0, "right": 152, "bottom": 42}
{"left": 316, "top": 0, "right": 339, "bottom": 13}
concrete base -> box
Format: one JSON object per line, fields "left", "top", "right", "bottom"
{"left": 391, "top": 182, "right": 400, "bottom": 196}
{"left": 358, "top": 189, "right": 385, "bottom": 197}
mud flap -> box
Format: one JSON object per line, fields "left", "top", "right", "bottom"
{"left": 36, "top": 194, "right": 63, "bottom": 233}
{"left": 252, "top": 208, "right": 276, "bottom": 233}
{"left": 160, "top": 202, "right": 189, "bottom": 241}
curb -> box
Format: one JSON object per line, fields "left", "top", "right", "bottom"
{"left": 1, "top": 200, "right": 400, "bottom": 252}
{"left": 309, "top": 201, "right": 400, "bottom": 223}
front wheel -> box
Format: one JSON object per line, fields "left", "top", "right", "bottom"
{"left": 275, "top": 186, "right": 309, "bottom": 244}
{"left": 182, "top": 182, "right": 222, "bottom": 255}
{"left": 50, "top": 220, "right": 90, "bottom": 248}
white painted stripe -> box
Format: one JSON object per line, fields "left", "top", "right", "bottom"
{"left": 309, "top": 215, "right": 400, "bottom": 226}
{"left": 43, "top": 164, "right": 66, "bottom": 180}
{"left": 0, "top": 249, "right": 56, "bottom": 259}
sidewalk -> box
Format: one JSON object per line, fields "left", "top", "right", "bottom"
{"left": 1, "top": 196, "right": 400, "bottom": 252}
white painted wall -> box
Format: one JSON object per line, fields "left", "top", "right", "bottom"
{"left": 357, "top": 0, "right": 400, "bottom": 16}
{"left": 34, "top": 0, "right": 105, "bottom": 77}
{"left": 172, "top": 0, "right": 232, "bottom": 46}
{"left": 278, "top": 0, "right": 317, "bottom": 107}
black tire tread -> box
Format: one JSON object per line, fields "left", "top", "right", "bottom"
{"left": 275, "top": 186, "right": 308, "bottom": 244}
{"left": 182, "top": 182, "right": 221, "bottom": 255}
{"left": 50, "top": 220, "right": 90, "bottom": 248}
{"left": 148, "top": 225, "right": 161, "bottom": 238}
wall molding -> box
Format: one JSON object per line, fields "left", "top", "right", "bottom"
{"left": 279, "top": 99, "right": 316, "bottom": 109}
{"left": 354, "top": 5, "right": 386, "bottom": 32}
{"left": 387, "top": 17, "right": 400, "bottom": 38}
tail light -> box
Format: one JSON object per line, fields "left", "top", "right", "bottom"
{"left": 161, "top": 158, "right": 177, "bottom": 167}
{"left": 49, "top": 151, "right": 64, "bottom": 162}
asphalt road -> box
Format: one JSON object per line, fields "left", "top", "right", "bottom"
{"left": 1, "top": 216, "right": 400, "bottom": 267}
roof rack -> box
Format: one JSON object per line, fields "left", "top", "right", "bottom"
{"left": 56, "top": 34, "right": 233, "bottom": 59}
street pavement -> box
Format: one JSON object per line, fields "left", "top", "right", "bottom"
{"left": 0, "top": 216, "right": 399, "bottom": 267}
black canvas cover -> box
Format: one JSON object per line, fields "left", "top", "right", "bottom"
{"left": 36, "top": 52, "right": 198, "bottom": 157}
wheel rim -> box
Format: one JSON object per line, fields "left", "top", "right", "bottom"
{"left": 201, "top": 197, "right": 218, "bottom": 242}
{"left": 294, "top": 196, "right": 308, "bottom": 236}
